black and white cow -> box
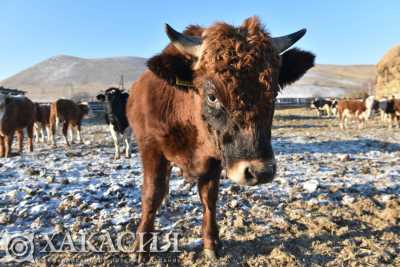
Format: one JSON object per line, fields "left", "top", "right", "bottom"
{"left": 97, "top": 88, "right": 132, "bottom": 159}
{"left": 310, "top": 97, "right": 337, "bottom": 117}
{"left": 378, "top": 96, "right": 398, "bottom": 128}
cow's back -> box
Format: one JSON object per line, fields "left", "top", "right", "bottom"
{"left": 37, "top": 104, "right": 51, "bottom": 125}
{"left": 51, "top": 99, "right": 80, "bottom": 124}
{"left": 1, "top": 96, "right": 36, "bottom": 135}
{"left": 337, "top": 100, "right": 365, "bottom": 114}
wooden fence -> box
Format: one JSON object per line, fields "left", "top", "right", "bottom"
{"left": 276, "top": 97, "right": 314, "bottom": 108}
{"left": 36, "top": 98, "right": 314, "bottom": 114}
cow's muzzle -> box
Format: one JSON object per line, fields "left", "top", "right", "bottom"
{"left": 226, "top": 159, "right": 276, "bottom": 186}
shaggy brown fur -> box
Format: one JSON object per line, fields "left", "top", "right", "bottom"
{"left": 128, "top": 16, "right": 315, "bottom": 259}
{"left": 0, "top": 96, "right": 36, "bottom": 157}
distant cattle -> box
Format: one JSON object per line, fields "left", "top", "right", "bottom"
{"left": 97, "top": 88, "right": 132, "bottom": 159}
{"left": 337, "top": 96, "right": 375, "bottom": 129}
{"left": 394, "top": 99, "right": 400, "bottom": 127}
{"left": 377, "top": 96, "right": 400, "bottom": 128}
{"left": 0, "top": 95, "right": 36, "bottom": 157}
{"left": 34, "top": 103, "right": 51, "bottom": 143}
{"left": 310, "top": 98, "right": 337, "bottom": 117}
{"left": 49, "top": 99, "right": 90, "bottom": 147}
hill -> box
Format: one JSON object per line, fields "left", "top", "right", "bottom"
{"left": 0, "top": 55, "right": 147, "bottom": 101}
{"left": 280, "top": 64, "right": 376, "bottom": 98}
{"left": 0, "top": 55, "right": 376, "bottom": 101}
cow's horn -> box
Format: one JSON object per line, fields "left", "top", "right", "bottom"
{"left": 271, "top": 28, "right": 307, "bottom": 54}
{"left": 165, "top": 23, "right": 202, "bottom": 58}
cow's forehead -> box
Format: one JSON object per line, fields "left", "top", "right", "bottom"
{"left": 194, "top": 22, "right": 280, "bottom": 104}
{"left": 105, "top": 88, "right": 120, "bottom": 95}
{"left": 198, "top": 20, "right": 279, "bottom": 76}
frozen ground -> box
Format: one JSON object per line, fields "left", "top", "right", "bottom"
{"left": 0, "top": 108, "right": 399, "bottom": 266}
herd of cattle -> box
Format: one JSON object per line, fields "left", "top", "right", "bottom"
{"left": 311, "top": 95, "right": 400, "bottom": 129}
{"left": 0, "top": 88, "right": 129, "bottom": 159}
{"left": 0, "top": 95, "right": 90, "bottom": 157}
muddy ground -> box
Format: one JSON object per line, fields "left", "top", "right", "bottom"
{"left": 0, "top": 108, "right": 399, "bottom": 266}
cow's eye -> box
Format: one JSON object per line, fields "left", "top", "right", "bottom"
{"left": 207, "top": 94, "right": 218, "bottom": 105}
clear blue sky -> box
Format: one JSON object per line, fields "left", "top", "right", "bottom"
{"left": 1, "top": 0, "right": 399, "bottom": 80}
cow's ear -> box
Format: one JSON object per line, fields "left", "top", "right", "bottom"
{"left": 96, "top": 94, "right": 105, "bottom": 102}
{"left": 279, "top": 48, "right": 315, "bottom": 87}
{"left": 147, "top": 25, "right": 202, "bottom": 88}
{"left": 147, "top": 53, "right": 193, "bottom": 87}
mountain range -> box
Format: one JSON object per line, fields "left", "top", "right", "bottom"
{"left": 0, "top": 55, "right": 376, "bottom": 101}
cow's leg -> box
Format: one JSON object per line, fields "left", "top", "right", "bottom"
{"left": 39, "top": 125, "right": 45, "bottom": 143}
{"left": 50, "top": 121, "right": 57, "bottom": 147}
{"left": 344, "top": 112, "right": 349, "bottom": 129}
{"left": 46, "top": 126, "right": 51, "bottom": 144}
{"left": 198, "top": 171, "right": 221, "bottom": 259}
{"left": 109, "top": 124, "right": 120, "bottom": 159}
{"left": 339, "top": 112, "right": 345, "bottom": 129}
{"left": 27, "top": 124, "right": 34, "bottom": 152}
{"left": 5, "top": 133, "right": 13, "bottom": 158}
{"left": 358, "top": 114, "right": 364, "bottom": 129}
{"left": 68, "top": 127, "right": 74, "bottom": 144}
{"left": 123, "top": 127, "right": 132, "bottom": 158}
{"left": 33, "top": 123, "right": 39, "bottom": 143}
{"left": 133, "top": 146, "right": 169, "bottom": 259}
{"left": 76, "top": 125, "right": 83, "bottom": 144}
{"left": 62, "top": 122, "right": 70, "bottom": 147}
{"left": 0, "top": 136, "right": 5, "bottom": 157}
{"left": 16, "top": 130, "right": 24, "bottom": 154}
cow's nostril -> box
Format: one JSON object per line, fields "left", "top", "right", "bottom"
{"left": 244, "top": 166, "right": 256, "bottom": 181}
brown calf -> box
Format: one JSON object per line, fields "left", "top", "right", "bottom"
{"left": 337, "top": 96, "right": 375, "bottom": 129}
{"left": 0, "top": 95, "right": 36, "bottom": 157}
{"left": 34, "top": 103, "right": 51, "bottom": 143}
{"left": 126, "top": 17, "right": 314, "bottom": 259}
{"left": 49, "top": 99, "right": 89, "bottom": 147}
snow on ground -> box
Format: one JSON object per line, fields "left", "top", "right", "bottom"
{"left": 0, "top": 109, "right": 399, "bottom": 266}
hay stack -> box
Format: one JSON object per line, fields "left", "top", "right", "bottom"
{"left": 376, "top": 45, "right": 400, "bottom": 97}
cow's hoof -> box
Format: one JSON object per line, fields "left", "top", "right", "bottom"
{"left": 114, "top": 156, "right": 120, "bottom": 160}
{"left": 203, "top": 249, "right": 218, "bottom": 259}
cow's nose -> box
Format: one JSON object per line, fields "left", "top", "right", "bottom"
{"left": 243, "top": 161, "right": 276, "bottom": 186}
{"left": 226, "top": 159, "right": 276, "bottom": 186}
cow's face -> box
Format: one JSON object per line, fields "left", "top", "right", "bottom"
{"left": 198, "top": 75, "right": 277, "bottom": 185}
{"left": 149, "top": 17, "right": 315, "bottom": 186}
{"left": 97, "top": 88, "right": 127, "bottom": 116}
{"left": 78, "top": 102, "right": 90, "bottom": 117}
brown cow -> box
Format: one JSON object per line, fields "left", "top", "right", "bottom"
{"left": 126, "top": 17, "right": 314, "bottom": 259}
{"left": 394, "top": 99, "right": 400, "bottom": 127}
{"left": 0, "top": 94, "right": 36, "bottom": 157}
{"left": 34, "top": 103, "right": 51, "bottom": 143}
{"left": 337, "top": 96, "right": 375, "bottom": 129}
{"left": 49, "top": 99, "right": 89, "bottom": 147}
